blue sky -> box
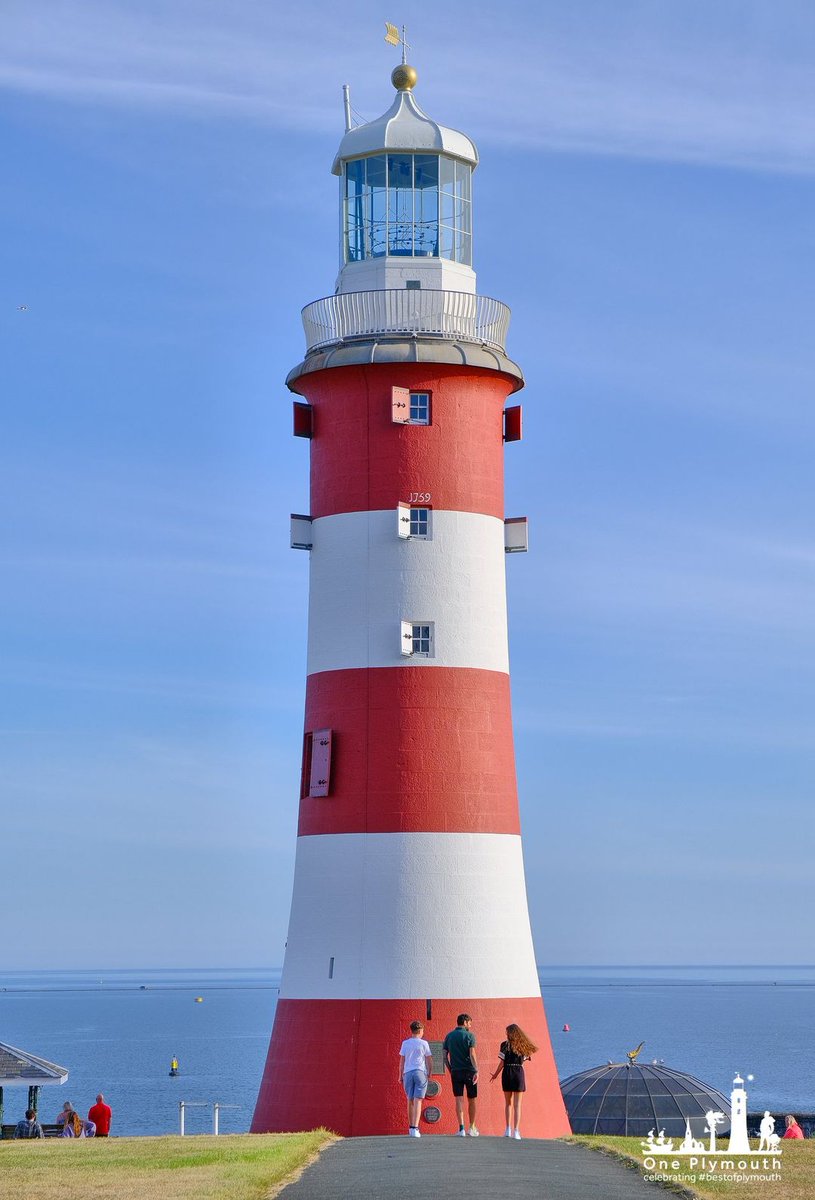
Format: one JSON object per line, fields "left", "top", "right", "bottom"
{"left": 3, "top": 1, "right": 813, "bottom": 968}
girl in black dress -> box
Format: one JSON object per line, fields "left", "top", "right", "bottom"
{"left": 490, "top": 1023, "right": 538, "bottom": 1139}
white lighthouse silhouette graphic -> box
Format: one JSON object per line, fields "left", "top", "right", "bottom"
{"left": 727, "top": 1073, "right": 750, "bottom": 1154}
{"left": 252, "top": 57, "right": 570, "bottom": 1138}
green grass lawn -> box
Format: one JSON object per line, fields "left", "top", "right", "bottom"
{"left": 572, "top": 1135, "right": 812, "bottom": 1199}
{"left": 0, "top": 1131, "right": 334, "bottom": 1200}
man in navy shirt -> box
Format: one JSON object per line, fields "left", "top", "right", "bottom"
{"left": 443, "top": 1014, "right": 479, "bottom": 1137}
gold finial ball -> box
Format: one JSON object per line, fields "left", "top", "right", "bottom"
{"left": 392, "top": 64, "right": 418, "bottom": 91}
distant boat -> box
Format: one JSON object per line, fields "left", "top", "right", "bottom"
{"left": 562, "top": 1024, "right": 570, "bottom": 1032}
{"left": 194, "top": 997, "right": 203, "bottom": 1003}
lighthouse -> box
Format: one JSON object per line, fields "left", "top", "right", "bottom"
{"left": 727, "top": 1074, "right": 750, "bottom": 1154}
{"left": 252, "top": 59, "right": 570, "bottom": 1139}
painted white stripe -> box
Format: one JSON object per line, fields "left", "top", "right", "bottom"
{"left": 279, "top": 832, "right": 541, "bottom": 1000}
{"left": 306, "top": 510, "right": 509, "bottom": 676}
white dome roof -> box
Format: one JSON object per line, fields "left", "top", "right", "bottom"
{"left": 331, "top": 78, "right": 478, "bottom": 176}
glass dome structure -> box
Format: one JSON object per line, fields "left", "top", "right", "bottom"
{"left": 560, "top": 1061, "right": 732, "bottom": 1137}
{"left": 343, "top": 152, "right": 471, "bottom": 265}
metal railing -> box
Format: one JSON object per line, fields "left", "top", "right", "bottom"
{"left": 178, "top": 1101, "right": 241, "bottom": 1135}
{"left": 301, "top": 289, "right": 511, "bottom": 354}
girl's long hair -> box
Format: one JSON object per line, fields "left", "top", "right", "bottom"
{"left": 506, "top": 1023, "right": 538, "bottom": 1056}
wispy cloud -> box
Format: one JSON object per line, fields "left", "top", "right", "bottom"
{"left": 2, "top": 727, "right": 300, "bottom": 845}
{"left": 1, "top": 1, "right": 813, "bottom": 174}
{"left": 517, "top": 510, "right": 815, "bottom": 639}
{"left": 0, "top": 662, "right": 303, "bottom": 711}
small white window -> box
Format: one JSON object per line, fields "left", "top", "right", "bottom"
{"left": 409, "top": 392, "right": 431, "bottom": 425}
{"left": 397, "top": 503, "right": 431, "bottom": 539}
{"left": 410, "top": 507, "right": 430, "bottom": 538}
{"left": 401, "top": 620, "right": 434, "bottom": 657}
{"left": 411, "top": 623, "right": 433, "bottom": 656}
{"left": 290, "top": 513, "right": 313, "bottom": 550}
{"left": 504, "top": 516, "right": 528, "bottom": 553}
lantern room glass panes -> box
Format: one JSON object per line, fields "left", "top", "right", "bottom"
{"left": 344, "top": 153, "right": 471, "bottom": 265}
{"left": 387, "top": 154, "right": 413, "bottom": 255}
{"left": 366, "top": 154, "right": 387, "bottom": 259}
{"left": 414, "top": 155, "right": 438, "bottom": 257}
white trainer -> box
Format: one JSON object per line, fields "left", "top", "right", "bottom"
{"left": 469, "top": 1126, "right": 479, "bottom": 1137}
{"left": 513, "top": 1130, "right": 522, "bottom": 1140}
{"left": 504, "top": 1126, "right": 512, "bottom": 1137}
{"left": 456, "top": 1127, "right": 466, "bottom": 1137}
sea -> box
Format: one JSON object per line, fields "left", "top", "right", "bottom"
{"left": 2, "top": 965, "right": 813, "bottom": 1137}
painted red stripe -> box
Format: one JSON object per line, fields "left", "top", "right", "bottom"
{"left": 252, "top": 995, "right": 571, "bottom": 1138}
{"left": 291, "top": 363, "right": 516, "bottom": 521}
{"left": 299, "top": 667, "right": 520, "bottom": 836}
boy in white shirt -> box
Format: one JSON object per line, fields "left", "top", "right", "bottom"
{"left": 398, "top": 1020, "right": 434, "bottom": 1137}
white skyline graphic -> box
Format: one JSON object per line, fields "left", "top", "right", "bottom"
{"left": 641, "top": 1074, "right": 782, "bottom": 1157}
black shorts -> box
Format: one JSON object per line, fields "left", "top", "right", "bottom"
{"left": 450, "top": 1069, "right": 477, "bottom": 1099}
{"left": 501, "top": 1065, "right": 526, "bottom": 1093}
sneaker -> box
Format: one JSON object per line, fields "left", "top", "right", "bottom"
{"left": 456, "top": 1127, "right": 466, "bottom": 1137}
{"left": 469, "top": 1126, "right": 479, "bottom": 1137}
{"left": 504, "top": 1127, "right": 512, "bottom": 1137}
{"left": 413, "top": 1128, "right": 421, "bottom": 1137}
{"left": 513, "top": 1130, "right": 522, "bottom": 1140}
{"left": 408, "top": 1128, "right": 416, "bottom": 1137}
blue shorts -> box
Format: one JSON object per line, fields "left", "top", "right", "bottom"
{"left": 403, "top": 1069, "right": 428, "bottom": 1100}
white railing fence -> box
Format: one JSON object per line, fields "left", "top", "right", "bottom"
{"left": 301, "top": 289, "right": 510, "bottom": 354}
{"left": 178, "top": 1101, "right": 242, "bottom": 1136}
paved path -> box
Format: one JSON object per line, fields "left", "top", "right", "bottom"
{"left": 280, "top": 1137, "right": 663, "bottom": 1200}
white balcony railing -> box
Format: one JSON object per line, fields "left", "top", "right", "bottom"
{"left": 301, "top": 289, "right": 511, "bottom": 354}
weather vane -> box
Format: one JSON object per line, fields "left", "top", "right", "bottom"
{"left": 384, "top": 21, "right": 410, "bottom": 64}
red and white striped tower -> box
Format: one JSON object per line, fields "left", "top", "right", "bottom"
{"left": 252, "top": 61, "right": 570, "bottom": 1139}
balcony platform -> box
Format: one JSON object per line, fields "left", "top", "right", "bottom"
{"left": 288, "top": 289, "right": 523, "bottom": 390}
{"left": 302, "top": 289, "right": 511, "bottom": 354}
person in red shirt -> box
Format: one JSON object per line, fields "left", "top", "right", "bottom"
{"left": 782, "top": 1114, "right": 805, "bottom": 1139}
{"left": 88, "top": 1093, "right": 112, "bottom": 1137}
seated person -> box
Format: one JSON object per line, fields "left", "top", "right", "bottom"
{"left": 13, "top": 1109, "right": 44, "bottom": 1139}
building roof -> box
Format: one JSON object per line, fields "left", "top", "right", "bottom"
{"left": 560, "top": 1061, "right": 732, "bottom": 1137}
{"left": 0, "top": 1041, "right": 69, "bottom": 1086}
{"left": 331, "top": 69, "right": 478, "bottom": 175}
{"left": 287, "top": 334, "right": 523, "bottom": 391}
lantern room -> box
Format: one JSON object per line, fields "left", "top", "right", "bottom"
{"left": 332, "top": 65, "right": 478, "bottom": 295}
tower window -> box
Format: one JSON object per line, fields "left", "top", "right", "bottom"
{"left": 401, "top": 620, "right": 434, "bottom": 656}
{"left": 300, "top": 728, "right": 333, "bottom": 797}
{"left": 411, "top": 623, "right": 433, "bottom": 656}
{"left": 410, "top": 508, "right": 430, "bottom": 538}
{"left": 409, "top": 392, "right": 430, "bottom": 424}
